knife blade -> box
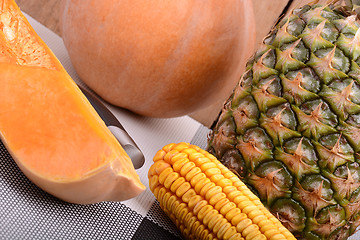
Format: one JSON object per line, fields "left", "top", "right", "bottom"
{"left": 78, "top": 85, "right": 145, "bottom": 169}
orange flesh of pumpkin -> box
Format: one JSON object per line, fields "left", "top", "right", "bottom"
{"left": 0, "top": 0, "right": 141, "bottom": 185}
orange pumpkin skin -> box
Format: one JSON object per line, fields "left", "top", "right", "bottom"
{"left": 60, "top": 0, "right": 256, "bottom": 118}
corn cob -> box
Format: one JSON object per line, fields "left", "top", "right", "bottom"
{"left": 148, "top": 142, "right": 296, "bottom": 240}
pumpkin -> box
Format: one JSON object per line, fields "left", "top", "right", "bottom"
{"left": 0, "top": 0, "right": 145, "bottom": 204}
{"left": 60, "top": 0, "right": 256, "bottom": 118}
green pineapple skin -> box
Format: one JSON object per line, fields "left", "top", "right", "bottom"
{"left": 208, "top": 3, "right": 360, "bottom": 240}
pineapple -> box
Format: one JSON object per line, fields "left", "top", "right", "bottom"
{"left": 208, "top": 1, "right": 360, "bottom": 239}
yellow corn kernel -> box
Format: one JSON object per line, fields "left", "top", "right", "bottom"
{"left": 190, "top": 172, "right": 206, "bottom": 187}
{"left": 194, "top": 177, "right": 211, "bottom": 193}
{"left": 205, "top": 185, "right": 222, "bottom": 201}
{"left": 171, "top": 152, "right": 188, "bottom": 163}
{"left": 194, "top": 223, "right": 206, "bottom": 238}
{"left": 148, "top": 142, "right": 296, "bottom": 240}
{"left": 151, "top": 161, "right": 170, "bottom": 176}
{"left": 231, "top": 212, "right": 247, "bottom": 226}
{"left": 185, "top": 215, "right": 197, "bottom": 231}
{"left": 193, "top": 199, "right": 208, "bottom": 215}
{"left": 269, "top": 234, "right": 288, "bottom": 240}
{"left": 223, "top": 226, "right": 237, "bottom": 240}
{"left": 162, "top": 143, "right": 176, "bottom": 152}
{"left": 190, "top": 220, "right": 201, "bottom": 234}
{"left": 208, "top": 214, "right": 224, "bottom": 230}
{"left": 213, "top": 218, "right": 229, "bottom": 236}
{"left": 220, "top": 201, "right": 237, "bottom": 216}
{"left": 242, "top": 224, "right": 260, "bottom": 237}
{"left": 158, "top": 167, "right": 174, "bottom": 184}
{"left": 188, "top": 152, "right": 204, "bottom": 162}
{"left": 162, "top": 191, "right": 172, "bottom": 210}
{"left": 264, "top": 229, "right": 281, "bottom": 239}
{"left": 258, "top": 219, "right": 275, "bottom": 232}
{"left": 225, "top": 208, "right": 241, "bottom": 221}
{"left": 216, "top": 178, "right": 232, "bottom": 188}
{"left": 242, "top": 205, "right": 259, "bottom": 215}
{"left": 198, "top": 205, "right": 214, "bottom": 221}
{"left": 148, "top": 175, "right": 159, "bottom": 191}
{"left": 214, "top": 198, "right": 230, "bottom": 212}
{"left": 153, "top": 149, "right": 166, "bottom": 162}
{"left": 210, "top": 173, "right": 225, "bottom": 183}
{"left": 172, "top": 157, "right": 189, "bottom": 172}
{"left": 200, "top": 182, "right": 216, "bottom": 197}
{"left": 166, "top": 195, "right": 178, "bottom": 213}
{"left": 175, "top": 182, "right": 191, "bottom": 198}
{"left": 180, "top": 161, "right": 197, "bottom": 176}
{"left": 164, "top": 149, "right": 180, "bottom": 163}
{"left": 173, "top": 143, "right": 191, "bottom": 152}
{"left": 156, "top": 187, "right": 167, "bottom": 203}
{"left": 236, "top": 218, "right": 253, "bottom": 233}
{"left": 217, "top": 222, "right": 232, "bottom": 238}
{"left": 203, "top": 209, "right": 219, "bottom": 226}
{"left": 185, "top": 166, "right": 202, "bottom": 182}
{"left": 229, "top": 233, "right": 244, "bottom": 240}
{"left": 250, "top": 211, "right": 267, "bottom": 223}
{"left": 192, "top": 157, "right": 210, "bottom": 166}
{"left": 188, "top": 195, "right": 203, "bottom": 209}
{"left": 163, "top": 172, "right": 180, "bottom": 189}
{"left": 170, "top": 177, "right": 185, "bottom": 193}
{"left": 210, "top": 193, "right": 226, "bottom": 207}
{"left": 248, "top": 233, "right": 266, "bottom": 240}
{"left": 182, "top": 189, "right": 197, "bottom": 203}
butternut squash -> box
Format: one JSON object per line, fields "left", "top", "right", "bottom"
{"left": 0, "top": 0, "right": 145, "bottom": 204}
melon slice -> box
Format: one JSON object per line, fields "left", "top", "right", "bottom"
{"left": 0, "top": 0, "right": 145, "bottom": 204}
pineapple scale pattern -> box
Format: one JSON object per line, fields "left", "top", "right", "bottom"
{"left": 208, "top": 3, "right": 360, "bottom": 240}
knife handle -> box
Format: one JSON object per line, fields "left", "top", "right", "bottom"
{"left": 108, "top": 126, "right": 145, "bottom": 169}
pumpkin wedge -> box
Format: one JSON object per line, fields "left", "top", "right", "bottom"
{"left": 0, "top": 0, "right": 145, "bottom": 204}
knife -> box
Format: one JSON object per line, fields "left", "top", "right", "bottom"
{"left": 78, "top": 85, "right": 145, "bottom": 169}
